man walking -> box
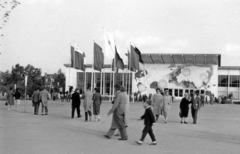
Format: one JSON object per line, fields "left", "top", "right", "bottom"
{"left": 32, "top": 88, "right": 40, "bottom": 115}
{"left": 40, "top": 87, "right": 50, "bottom": 115}
{"left": 191, "top": 91, "right": 201, "bottom": 124}
{"left": 104, "top": 86, "right": 129, "bottom": 140}
{"left": 71, "top": 88, "right": 81, "bottom": 118}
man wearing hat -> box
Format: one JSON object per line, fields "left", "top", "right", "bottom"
{"left": 104, "top": 85, "right": 129, "bottom": 140}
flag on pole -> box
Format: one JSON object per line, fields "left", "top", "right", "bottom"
{"left": 125, "top": 51, "right": 134, "bottom": 71}
{"left": 94, "top": 42, "right": 104, "bottom": 72}
{"left": 115, "top": 46, "right": 124, "bottom": 71}
{"left": 70, "top": 46, "right": 75, "bottom": 68}
{"left": 134, "top": 47, "right": 145, "bottom": 70}
{"left": 70, "top": 44, "right": 85, "bottom": 71}
{"left": 103, "top": 29, "right": 115, "bottom": 59}
{"left": 130, "top": 45, "right": 139, "bottom": 71}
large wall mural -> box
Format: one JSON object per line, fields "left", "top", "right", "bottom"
{"left": 133, "top": 64, "right": 218, "bottom": 96}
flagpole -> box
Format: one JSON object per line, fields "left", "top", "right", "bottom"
{"left": 100, "top": 69, "right": 103, "bottom": 95}
{"left": 68, "top": 43, "right": 71, "bottom": 92}
{"left": 129, "top": 44, "right": 133, "bottom": 103}
{"left": 109, "top": 70, "right": 112, "bottom": 102}
{"left": 91, "top": 41, "right": 94, "bottom": 92}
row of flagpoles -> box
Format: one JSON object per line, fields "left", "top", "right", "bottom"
{"left": 69, "top": 29, "right": 145, "bottom": 100}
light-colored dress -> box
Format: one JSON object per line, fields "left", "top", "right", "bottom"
{"left": 93, "top": 92, "right": 102, "bottom": 115}
{"left": 152, "top": 93, "right": 163, "bottom": 115}
{"left": 7, "top": 90, "right": 14, "bottom": 105}
{"left": 83, "top": 90, "right": 93, "bottom": 112}
{"left": 163, "top": 95, "right": 172, "bottom": 117}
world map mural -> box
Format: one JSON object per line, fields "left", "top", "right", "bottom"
{"left": 134, "top": 64, "right": 215, "bottom": 95}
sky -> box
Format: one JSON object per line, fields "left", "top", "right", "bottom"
{"left": 1, "top": 0, "right": 240, "bottom": 74}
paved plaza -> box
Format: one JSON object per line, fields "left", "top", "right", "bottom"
{"left": 0, "top": 100, "right": 240, "bottom": 154}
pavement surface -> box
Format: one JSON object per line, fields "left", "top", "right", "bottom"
{"left": 0, "top": 100, "right": 240, "bottom": 154}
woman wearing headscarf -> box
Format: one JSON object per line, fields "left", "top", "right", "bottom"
{"left": 152, "top": 88, "right": 163, "bottom": 122}
{"left": 92, "top": 88, "right": 102, "bottom": 122}
{"left": 180, "top": 93, "right": 190, "bottom": 124}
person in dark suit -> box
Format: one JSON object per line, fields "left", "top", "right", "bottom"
{"left": 32, "top": 88, "right": 40, "bottom": 115}
{"left": 135, "top": 100, "right": 157, "bottom": 145}
{"left": 71, "top": 88, "right": 81, "bottom": 118}
{"left": 191, "top": 92, "right": 201, "bottom": 124}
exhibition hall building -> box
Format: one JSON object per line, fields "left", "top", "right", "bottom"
{"left": 64, "top": 54, "right": 240, "bottom": 100}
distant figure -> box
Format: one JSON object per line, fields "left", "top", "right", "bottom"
{"left": 92, "top": 88, "right": 102, "bottom": 122}
{"left": 14, "top": 88, "right": 21, "bottom": 111}
{"left": 180, "top": 93, "right": 190, "bottom": 124}
{"left": 71, "top": 89, "right": 81, "bottom": 118}
{"left": 32, "top": 88, "right": 40, "bottom": 115}
{"left": 152, "top": 88, "right": 163, "bottom": 122}
{"left": 191, "top": 92, "right": 201, "bottom": 124}
{"left": 163, "top": 90, "right": 172, "bottom": 123}
{"left": 83, "top": 87, "right": 93, "bottom": 122}
{"left": 40, "top": 87, "right": 50, "bottom": 115}
{"left": 142, "top": 94, "right": 148, "bottom": 102}
{"left": 6, "top": 87, "right": 14, "bottom": 110}
{"left": 135, "top": 100, "right": 157, "bottom": 145}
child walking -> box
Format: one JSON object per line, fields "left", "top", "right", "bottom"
{"left": 135, "top": 100, "right": 157, "bottom": 145}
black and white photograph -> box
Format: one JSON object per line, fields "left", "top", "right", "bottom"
{"left": 0, "top": 0, "right": 240, "bottom": 154}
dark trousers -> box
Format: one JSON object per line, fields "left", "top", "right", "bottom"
{"left": 33, "top": 102, "right": 40, "bottom": 114}
{"left": 85, "top": 111, "right": 92, "bottom": 121}
{"left": 72, "top": 106, "right": 80, "bottom": 118}
{"left": 106, "top": 126, "right": 127, "bottom": 139}
{"left": 41, "top": 104, "right": 48, "bottom": 114}
{"left": 191, "top": 108, "right": 198, "bottom": 124}
{"left": 140, "top": 125, "right": 156, "bottom": 142}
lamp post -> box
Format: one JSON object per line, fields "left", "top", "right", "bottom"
{"left": 24, "top": 75, "right": 28, "bottom": 113}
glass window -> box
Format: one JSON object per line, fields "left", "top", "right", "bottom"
{"left": 86, "top": 73, "right": 92, "bottom": 90}
{"left": 174, "top": 89, "right": 179, "bottom": 97}
{"left": 218, "top": 75, "right": 228, "bottom": 87}
{"left": 201, "top": 90, "right": 205, "bottom": 94}
{"left": 168, "top": 89, "right": 173, "bottom": 96}
{"left": 77, "top": 72, "right": 85, "bottom": 94}
{"left": 185, "top": 89, "right": 189, "bottom": 95}
{"left": 179, "top": 89, "right": 183, "bottom": 97}
{"left": 230, "top": 75, "right": 239, "bottom": 87}
{"left": 105, "top": 73, "right": 110, "bottom": 95}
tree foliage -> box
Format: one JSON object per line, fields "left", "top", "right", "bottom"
{"left": 0, "top": 64, "right": 65, "bottom": 97}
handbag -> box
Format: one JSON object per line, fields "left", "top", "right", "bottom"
{"left": 179, "top": 110, "right": 182, "bottom": 118}
{"left": 5, "top": 102, "right": 8, "bottom": 106}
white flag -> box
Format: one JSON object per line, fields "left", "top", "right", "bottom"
{"left": 103, "top": 29, "right": 115, "bottom": 59}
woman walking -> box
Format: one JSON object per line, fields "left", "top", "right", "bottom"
{"left": 83, "top": 86, "right": 93, "bottom": 122}
{"left": 14, "top": 88, "right": 21, "bottom": 111}
{"left": 180, "top": 93, "right": 190, "bottom": 124}
{"left": 7, "top": 87, "right": 14, "bottom": 110}
{"left": 92, "top": 88, "right": 102, "bottom": 122}
{"left": 152, "top": 88, "right": 163, "bottom": 122}
{"left": 163, "top": 90, "right": 172, "bottom": 123}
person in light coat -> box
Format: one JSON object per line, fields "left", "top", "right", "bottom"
{"left": 104, "top": 86, "right": 129, "bottom": 140}
{"left": 152, "top": 88, "right": 163, "bottom": 122}
{"left": 163, "top": 90, "right": 172, "bottom": 123}
{"left": 40, "top": 87, "right": 50, "bottom": 115}
{"left": 83, "top": 86, "right": 93, "bottom": 122}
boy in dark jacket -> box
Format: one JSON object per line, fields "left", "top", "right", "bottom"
{"left": 135, "top": 100, "right": 157, "bottom": 145}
